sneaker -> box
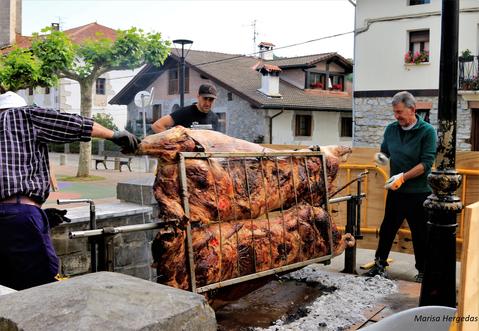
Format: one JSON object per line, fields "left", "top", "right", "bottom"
{"left": 414, "top": 272, "right": 424, "bottom": 283}
{"left": 364, "top": 260, "right": 389, "bottom": 278}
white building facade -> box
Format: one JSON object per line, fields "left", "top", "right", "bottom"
{"left": 354, "top": 0, "right": 479, "bottom": 150}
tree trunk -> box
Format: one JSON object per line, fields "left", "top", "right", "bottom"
{"left": 76, "top": 80, "right": 94, "bottom": 177}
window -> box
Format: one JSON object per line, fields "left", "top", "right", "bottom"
{"left": 409, "top": 0, "right": 430, "bottom": 5}
{"left": 45, "top": 87, "right": 50, "bottom": 95}
{"left": 28, "top": 87, "right": 34, "bottom": 95}
{"left": 409, "top": 30, "right": 429, "bottom": 54}
{"left": 308, "top": 72, "right": 326, "bottom": 89}
{"left": 168, "top": 65, "right": 189, "bottom": 95}
{"left": 330, "top": 75, "right": 345, "bottom": 91}
{"left": 417, "top": 109, "right": 430, "bottom": 123}
{"left": 216, "top": 112, "right": 226, "bottom": 133}
{"left": 152, "top": 104, "right": 162, "bottom": 122}
{"left": 295, "top": 115, "right": 312, "bottom": 136}
{"left": 340, "top": 116, "right": 353, "bottom": 137}
{"left": 227, "top": 92, "right": 233, "bottom": 101}
{"left": 96, "top": 78, "right": 106, "bottom": 95}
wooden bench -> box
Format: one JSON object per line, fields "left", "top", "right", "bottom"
{"left": 92, "top": 151, "right": 133, "bottom": 172}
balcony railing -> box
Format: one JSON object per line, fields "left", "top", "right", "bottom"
{"left": 459, "top": 55, "right": 479, "bottom": 91}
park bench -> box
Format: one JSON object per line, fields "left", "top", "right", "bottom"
{"left": 92, "top": 151, "right": 133, "bottom": 172}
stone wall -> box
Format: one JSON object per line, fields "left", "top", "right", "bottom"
{"left": 51, "top": 202, "right": 155, "bottom": 280}
{"left": 354, "top": 96, "right": 472, "bottom": 150}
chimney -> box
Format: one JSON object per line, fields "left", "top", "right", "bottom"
{"left": 256, "top": 64, "right": 282, "bottom": 98}
{"left": 258, "top": 42, "right": 275, "bottom": 60}
{"left": 0, "top": 0, "right": 21, "bottom": 48}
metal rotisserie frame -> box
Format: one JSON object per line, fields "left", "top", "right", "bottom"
{"left": 177, "top": 151, "right": 332, "bottom": 293}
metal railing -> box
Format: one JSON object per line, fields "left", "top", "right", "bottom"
{"left": 336, "top": 164, "right": 479, "bottom": 248}
{"left": 459, "top": 55, "right": 479, "bottom": 91}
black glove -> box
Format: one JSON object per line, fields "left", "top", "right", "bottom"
{"left": 44, "top": 208, "right": 71, "bottom": 228}
{"left": 108, "top": 131, "right": 140, "bottom": 154}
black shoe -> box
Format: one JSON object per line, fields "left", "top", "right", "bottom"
{"left": 364, "top": 260, "right": 389, "bottom": 278}
{"left": 414, "top": 272, "right": 424, "bottom": 283}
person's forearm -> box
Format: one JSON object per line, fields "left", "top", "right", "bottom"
{"left": 403, "top": 163, "right": 425, "bottom": 181}
{"left": 91, "top": 122, "right": 114, "bottom": 139}
{"left": 152, "top": 122, "right": 166, "bottom": 133}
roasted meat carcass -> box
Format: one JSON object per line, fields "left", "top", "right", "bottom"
{"left": 138, "top": 126, "right": 352, "bottom": 224}
{"left": 137, "top": 127, "right": 354, "bottom": 293}
{"left": 152, "top": 203, "right": 347, "bottom": 290}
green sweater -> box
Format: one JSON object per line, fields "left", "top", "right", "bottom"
{"left": 381, "top": 115, "right": 437, "bottom": 193}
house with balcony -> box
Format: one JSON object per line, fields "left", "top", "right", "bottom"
{"left": 353, "top": 0, "right": 479, "bottom": 150}
{"left": 110, "top": 43, "right": 353, "bottom": 145}
{"left": 0, "top": 0, "right": 136, "bottom": 129}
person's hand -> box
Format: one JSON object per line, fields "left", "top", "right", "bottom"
{"left": 108, "top": 131, "right": 140, "bottom": 154}
{"left": 44, "top": 208, "right": 71, "bottom": 228}
{"left": 384, "top": 173, "right": 405, "bottom": 190}
{"left": 374, "top": 152, "right": 389, "bottom": 166}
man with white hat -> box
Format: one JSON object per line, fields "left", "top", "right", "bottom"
{"left": 0, "top": 91, "right": 140, "bottom": 290}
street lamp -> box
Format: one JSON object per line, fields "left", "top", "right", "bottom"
{"left": 173, "top": 39, "right": 193, "bottom": 108}
{"left": 419, "top": 0, "right": 462, "bottom": 308}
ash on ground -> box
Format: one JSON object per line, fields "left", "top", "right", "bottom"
{"left": 256, "top": 265, "right": 397, "bottom": 331}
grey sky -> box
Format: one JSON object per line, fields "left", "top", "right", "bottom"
{"left": 23, "top": 0, "right": 355, "bottom": 58}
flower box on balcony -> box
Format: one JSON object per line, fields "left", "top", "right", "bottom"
{"left": 404, "top": 50, "right": 429, "bottom": 64}
{"left": 310, "top": 82, "right": 324, "bottom": 89}
{"left": 332, "top": 83, "right": 343, "bottom": 91}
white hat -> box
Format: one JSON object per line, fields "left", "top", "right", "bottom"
{"left": 0, "top": 91, "right": 27, "bottom": 109}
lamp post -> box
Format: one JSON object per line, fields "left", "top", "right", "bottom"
{"left": 419, "top": 0, "right": 462, "bottom": 307}
{"left": 173, "top": 39, "right": 193, "bottom": 108}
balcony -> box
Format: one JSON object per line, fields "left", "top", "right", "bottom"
{"left": 459, "top": 55, "right": 479, "bottom": 91}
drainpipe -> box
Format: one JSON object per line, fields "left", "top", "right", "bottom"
{"left": 268, "top": 109, "right": 284, "bottom": 144}
{"left": 419, "top": 0, "right": 462, "bottom": 308}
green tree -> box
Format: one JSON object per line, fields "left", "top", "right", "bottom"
{"left": 92, "top": 113, "right": 118, "bottom": 131}
{"left": 0, "top": 27, "right": 170, "bottom": 177}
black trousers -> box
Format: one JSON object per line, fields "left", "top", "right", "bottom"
{"left": 375, "top": 190, "right": 430, "bottom": 273}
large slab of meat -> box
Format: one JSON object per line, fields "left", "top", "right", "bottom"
{"left": 138, "top": 127, "right": 354, "bottom": 292}
{"left": 138, "top": 126, "right": 352, "bottom": 224}
{"left": 152, "top": 203, "right": 352, "bottom": 290}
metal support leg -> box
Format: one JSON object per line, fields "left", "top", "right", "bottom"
{"left": 342, "top": 198, "right": 357, "bottom": 274}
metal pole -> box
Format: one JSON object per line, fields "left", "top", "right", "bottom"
{"left": 420, "top": 0, "right": 462, "bottom": 308}
{"left": 342, "top": 197, "right": 357, "bottom": 274}
{"left": 141, "top": 94, "right": 149, "bottom": 172}
{"left": 57, "top": 198, "right": 97, "bottom": 272}
{"left": 173, "top": 39, "right": 192, "bottom": 108}
{"left": 179, "top": 45, "right": 185, "bottom": 108}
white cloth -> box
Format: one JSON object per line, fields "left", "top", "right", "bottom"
{"left": 0, "top": 91, "right": 27, "bottom": 109}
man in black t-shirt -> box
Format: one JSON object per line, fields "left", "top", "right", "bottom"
{"left": 152, "top": 83, "right": 219, "bottom": 132}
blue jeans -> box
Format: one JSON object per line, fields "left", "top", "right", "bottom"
{"left": 0, "top": 203, "right": 59, "bottom": 290}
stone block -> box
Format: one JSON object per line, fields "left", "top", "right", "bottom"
{"left": 114, "top": 243, "right": 149, "bottom": 267}
{"left": 0, "top": 285, "right": 16, "bottom": 297}
{"left": 0, "top": 272, "right": 216, "bottom": 331}
{"left": 117, "top": 178, "right": 156, "bottom": 205}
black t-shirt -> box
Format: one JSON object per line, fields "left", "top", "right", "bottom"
{"left": 170, "top": 104, "right": 219, "bottom": 130}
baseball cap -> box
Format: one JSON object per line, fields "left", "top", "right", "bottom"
{"left": 0, "top": 91, "right": 27, "bottom": 109}
{"left": 198, "top": 84, "right": 217, "bottom": 99}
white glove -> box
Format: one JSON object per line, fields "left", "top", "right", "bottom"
{"left": 374, "top": 152, "right": 389, "bottom": 166}
{"left": 384, "top": 173, "right": 405, "bottom": 191}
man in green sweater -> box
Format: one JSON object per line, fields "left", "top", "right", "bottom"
{"left": 364, "top": 91, "right": 437, "bottom": 282}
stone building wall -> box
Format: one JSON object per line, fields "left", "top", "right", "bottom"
{"left": 354, "top": 96, "right": 472, "bottom": 151}
{"left": 50, "top": 203, "right": 155, "bottom": 281}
